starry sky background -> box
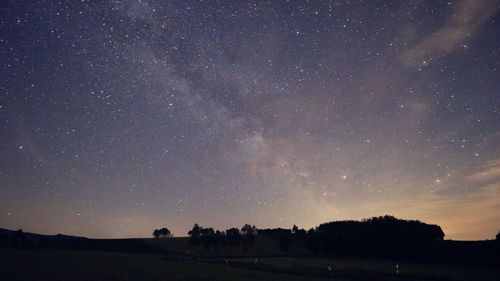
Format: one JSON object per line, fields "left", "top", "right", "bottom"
{"left": 1, "top": 0, "right": 499, "bottom": 240}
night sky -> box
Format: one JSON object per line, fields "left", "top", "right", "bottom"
{"left": 1, "top": 0, "right": 499, "bottom": 240}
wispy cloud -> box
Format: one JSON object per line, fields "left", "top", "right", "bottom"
{"left": 401, "top": 0, "right": 499, "bottom": 67}
{"left": 466, "top": 158, "right": 500, "bottom": 183}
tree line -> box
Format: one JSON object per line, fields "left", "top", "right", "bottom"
{"left": 152, "top": 215, "right": 456, "bottom": 255}
{"left": 152, "top": 223, "right": 259, "bottom": 250}
{"left": 187, "top": 223, "right": 258, "bottom": 250}
{"left": 306, "top": 215, "right": 445, "bottom": 257}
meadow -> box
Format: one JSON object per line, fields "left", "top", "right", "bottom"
{"left": 2, "top": 239, "right": 499, "bottom": 281}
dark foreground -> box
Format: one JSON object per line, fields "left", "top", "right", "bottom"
{"left": 1, "top": 248, "right": 499, "bottom": 281}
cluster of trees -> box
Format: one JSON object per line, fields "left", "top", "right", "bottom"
{"left": 307, "top": 215, "right": 445, "bottom": 256}
{"left": 187, "top": 223, "right": 257, "bottom": 250}
{"left": 258, "top": 225, "right": 307, "bottom": 251}
{"left": 152, "top": 228, "right": 172, "bottom": 239}
{"left": 151, "top": 216, "right": 451, "bottom": 257}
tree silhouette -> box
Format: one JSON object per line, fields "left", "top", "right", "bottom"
{"left": 188, "top": 224, "right": 202, "bottom": 238}
{"left": 496, "top": 231, "right": 500, "bottom": 241}
{"left": 213, "top": 230, "right": 224, "bottom": 250}
{"left": 225, "top": 227, "right": 241, "bottom": 248}
{"left": 188, "top": 223, "right": 204, "bottom": 246}
{"left": 153, "top": 227, "right": 172, "bottom": 238}
{"left": 306, "top": 215, "right": 445, "bottom": 256}
{"left": 200, "top": 227, "right": 215, "bottom": 249}
{"left": 292, "top": 225, "right": 307, "bottom": 237}
{"left": 241, "top": 224, "right": 257, "bottom": 236}
{"left": 241, "top": 224, "right": 257, "bottom": 250}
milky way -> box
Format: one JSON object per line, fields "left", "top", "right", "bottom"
{"left": 1, "top": 0, "right": 499, "bottom": 240}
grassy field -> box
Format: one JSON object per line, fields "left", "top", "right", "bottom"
{"left": 0, "top": 248, "right": 329, "bottom": 281}
{"left": 231, "top": 256, "right": 500, "bottom": 281}
{"left": 2, "top": 247, "right": 499, "bottom": 281}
